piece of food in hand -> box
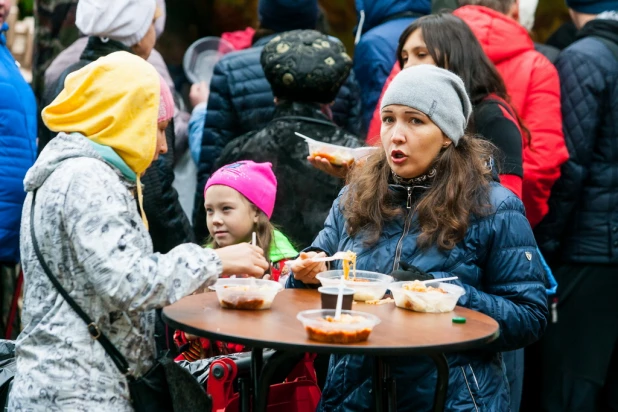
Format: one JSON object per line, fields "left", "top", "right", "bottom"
{"left": 312, "top": 152, "right": 354, "bottom": 166}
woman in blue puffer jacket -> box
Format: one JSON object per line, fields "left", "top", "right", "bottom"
{"left": 287, "top": 64, "right": 549, "bottom": 411}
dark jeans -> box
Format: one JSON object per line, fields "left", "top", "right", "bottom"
{"left": 541, "top": 263, "right": 618, "bottom": 412}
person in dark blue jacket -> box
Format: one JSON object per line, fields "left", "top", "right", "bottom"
{"left": 288, "top": 65, "right": 548, "bottom": 411}
{"left": 194, "top": 0, "right": 362, "bottom": 242}
{"left": 534, "top": 3, "right": 618, "bottom": 410}
{"left": 0, "top": 12, "right": 37, "bottom": 266}
{"left": 353, "top": 0, "right": 430, "bottom": 130}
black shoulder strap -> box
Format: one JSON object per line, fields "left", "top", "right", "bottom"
{"left": 29, "top": 190, "right": 133, "bottom": 377}
{"left": 592, "top": 36, "right": 618, "bottom": 62}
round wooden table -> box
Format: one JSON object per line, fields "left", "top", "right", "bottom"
{"left": 162, "top": 289, "right": 500, "bottom": 412}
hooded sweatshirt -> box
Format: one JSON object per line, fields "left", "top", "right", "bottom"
{"left": 9, "top": 53, "right": 222, "bottom": 411}
{"left": 42, "top": 51, "right": 159, "bottom": 229}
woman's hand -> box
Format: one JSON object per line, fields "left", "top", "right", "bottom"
{"left": 215, "top": 243, "right": 270, "bottom": 278}
{"left": 291, "top": 251, "right": 326, "bottom": 284}
{"left": 307, "top": 155, "right": 350, "bottom": 179}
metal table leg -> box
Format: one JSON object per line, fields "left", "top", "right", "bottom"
{"left": 251, "top": 347, "right": 263, "bottom": 396}
{"left": 373, "top": 357, "right": 384, "bottom": 412}
{"left": 383, "top": 361, "right": 397, "bottom": 412}
{"left": 253, "top": 350, "right": 303, "bottom": 412}
{"left": 373, "top": 356, "right": 397, "bottom": 411}
{"left": 429, "top": 353, "right": 449, "bottom": 412}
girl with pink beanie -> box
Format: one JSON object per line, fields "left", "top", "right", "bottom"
{"left": 174, "top": 160, "right": 298, "bottom": 361}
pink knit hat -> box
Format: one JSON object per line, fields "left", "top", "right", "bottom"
{"left": 205, "top": 161, "right": 278, "bottom": 218}
{"left": 158, "top": 76, "right": 174, "bottom": 123}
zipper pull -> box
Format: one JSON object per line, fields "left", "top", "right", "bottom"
{"left": 551, "top": 297, "right": 558, "bottom": 324}
{"left": 406, "top": 187, "right": 412, "bottom": 209}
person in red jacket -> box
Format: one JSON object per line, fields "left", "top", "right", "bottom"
{"left": 367, "top": 13, "right": 524, "bottom": 198}
{"left": 453, "top": 3, "right": 569, "bottom": 228}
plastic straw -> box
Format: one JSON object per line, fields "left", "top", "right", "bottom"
{"left": 334, "top": 274, "right": 345, "bottom": 320}
{"left": 250, "top": 232, "right": 257, "bottom": 284}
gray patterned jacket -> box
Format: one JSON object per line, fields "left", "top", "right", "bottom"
{"left": 9, "top": 133, "right": 221, "bottom": 411}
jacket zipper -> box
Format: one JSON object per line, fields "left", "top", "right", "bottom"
{"left": 461, "top": 366, "right": 480, "bottom": 412}
{"left": 392, "top": 187, "right": 414, "bottom": 272}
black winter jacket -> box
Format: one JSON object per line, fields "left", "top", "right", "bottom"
{"left": 194, "top": 35, "right": 362, "bottom": 234}
{"left": 39, "top": 37, "right": 193, "bottom": 253}
{"left": 199, "top": 101, "right": 362, "bottom": 246}
{"left": 535, "top": 18, "right": 618, "bottom": 264}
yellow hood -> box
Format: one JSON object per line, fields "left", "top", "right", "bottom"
{"left": 42, "top": 51, "right": 160, "bottom": 175}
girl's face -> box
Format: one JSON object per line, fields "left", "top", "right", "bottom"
{"left": 380, "top": 104, "right": 451, "bottom": 179}
{"left": 205, "top": 185, "right": 259, "bottom": 247}
{"left": 400, "top": 29, "right": 436, "bottom": 69}
{"left": 153, "top": 121, "right": 169, "bottom": 162}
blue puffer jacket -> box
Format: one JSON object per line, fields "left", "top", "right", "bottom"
{"left": 0, "top": 23, "right": 37, "bottom": 263}
{"left": 354, "top": 0, "right": 429, "bottom": 129}
{"left": 288, "top": 183, "right": 548, "bottom": 411}
{"left": 535, "top": 18, "right": 618, "bottom": 265}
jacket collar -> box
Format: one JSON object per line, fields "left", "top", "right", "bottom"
{"left": 80, "top": 36, "right": 133, "bottom": 62}
{"left": 578, "top": 15, "right": 618, "bottom": 45}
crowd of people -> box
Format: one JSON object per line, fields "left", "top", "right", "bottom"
{"left": 0, "top": 0, "right": 617, "bottom": 410}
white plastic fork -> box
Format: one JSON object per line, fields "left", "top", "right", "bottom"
{"left": 309, "top": 252, "right": 351, "bottom": 263}
{"left": 420, "top": 276, "right": 459, "bottom": 284}
{"left": 283, "top": 251, "right": 350, "bottom": 268}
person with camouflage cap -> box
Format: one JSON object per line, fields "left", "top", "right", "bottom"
{"left": 215, "top": 30, "right": 362, "bottom": 248}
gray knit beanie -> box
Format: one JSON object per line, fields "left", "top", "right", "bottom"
{"left": 380, "top": 65, "right": 472, "bottom": 146}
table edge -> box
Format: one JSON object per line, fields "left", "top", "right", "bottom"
{"left": 161, "top": 309, "right": 500, "bottom": 356}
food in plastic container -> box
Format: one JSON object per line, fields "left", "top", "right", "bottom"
{"left": 212, "top": 278, "right": 283, "bottom": 310}
{"left": 390, "top": 280, "right": 465, "bottom": 313}
{"left": 297, "top": 309, "right": 380, "bottom": 343}
{"left": 296, "top": 133, "right": 378, "bottom": 166}
{"left": 316, "top": 270, "right": 393, "bottom": 302}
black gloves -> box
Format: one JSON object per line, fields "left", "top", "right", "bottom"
{"left": 390, "top": 261, "right": 434, "bottom": 282}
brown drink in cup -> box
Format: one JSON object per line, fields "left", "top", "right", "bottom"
{"left": 319, "top": 286, "right": 355, "bottom": 310}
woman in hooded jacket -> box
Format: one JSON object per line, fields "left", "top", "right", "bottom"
{"left": 288, "top": 64, "right": 548, "bottom": 411}
{"left": 9, "top": 51, "right": 269, "bottom": 411}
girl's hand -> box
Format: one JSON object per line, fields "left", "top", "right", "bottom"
{"left": 291, "top": 251, "right": 326, "bottom": 285}
{"left": 307, "top": 156, "right": 350, "bottom": 179}
{"left": 215, "top": 243, "right": 269, "bottom": 278}
{"left": 189, "top": 81, "right": 209, "bottom": 108}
